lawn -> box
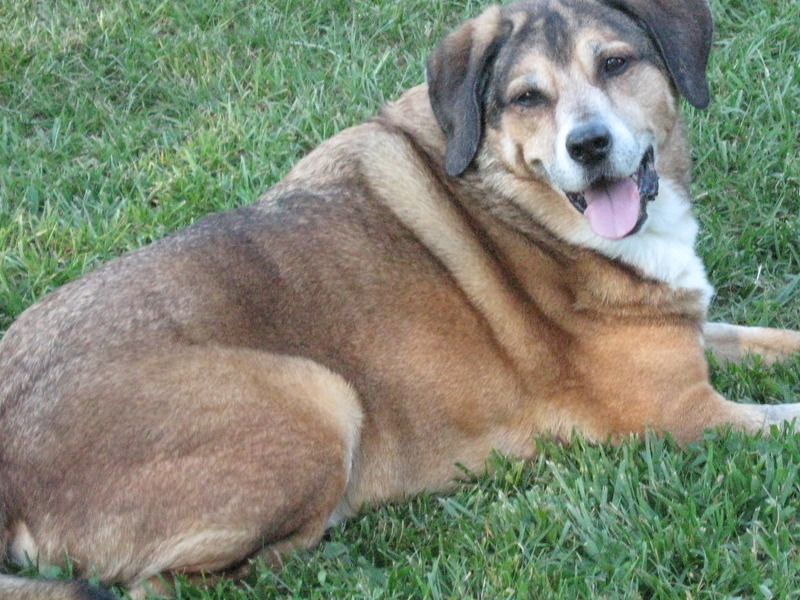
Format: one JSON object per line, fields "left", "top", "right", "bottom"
{"left": 1, "top": 0, "right": 799, "bottom": 598}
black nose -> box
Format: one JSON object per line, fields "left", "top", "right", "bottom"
{"left": 566, "top": 122, "right": 612, "bottom": 165}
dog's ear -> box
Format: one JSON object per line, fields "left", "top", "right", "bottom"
{"left": 602, "top": 0, "right": 713, "bottom": 108}
{"left": 427, "top": 7, "right": 511, "bottom": 177}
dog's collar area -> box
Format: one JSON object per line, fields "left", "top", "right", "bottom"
{"left": 565, "top": 147, "right": 658, "bottom": 240}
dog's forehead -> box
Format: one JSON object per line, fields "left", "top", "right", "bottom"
{"left": 497, "top": 0, "right": 653, "bottom": 67}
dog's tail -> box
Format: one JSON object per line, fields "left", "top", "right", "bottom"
{"left": 0, "top": 509, "right": 117, "bottom": 600}
{"left": 0, "top": 575, "right": 117, "bottom": 600}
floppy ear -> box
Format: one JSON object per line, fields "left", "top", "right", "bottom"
{"left": 601, "top": 0, "right": 713, "bottom": 108}
{"left": 427, "top": 7, "right": 511, "bottom": 176}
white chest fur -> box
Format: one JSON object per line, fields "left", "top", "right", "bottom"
{"left": 568, "top": 178, "right": 715, "bottom": 310}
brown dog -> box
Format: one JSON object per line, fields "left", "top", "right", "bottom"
{"left": 2, "top": 0, "right": 800, "bottom": 598}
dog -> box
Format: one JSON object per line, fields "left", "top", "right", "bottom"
{"left": 2, "top": 0, "right": 800, "bottom": 598}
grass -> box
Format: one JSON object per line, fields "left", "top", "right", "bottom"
{"left": 1, "top": 0, "right": 799, "bottom": 598}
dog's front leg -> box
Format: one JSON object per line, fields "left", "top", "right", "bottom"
{"left": 647, "top": 387, "right": 800, "bottom": 439}
{"left": 703, "top": 322, "right": 800, "bottom": 365}
{"left": 702, "top": 322, "right": 800, "bottom": 434}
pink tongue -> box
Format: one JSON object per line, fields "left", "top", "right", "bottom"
{"left": 583, "top": 178, "right": 641, "bottom": 240}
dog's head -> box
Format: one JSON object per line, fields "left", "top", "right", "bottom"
{"left": 427, "top": 0, "right": 712, "bottom": 242}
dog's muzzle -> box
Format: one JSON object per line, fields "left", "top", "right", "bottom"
{"left": 566, "top": 147, "right": 658, "bottom": 240}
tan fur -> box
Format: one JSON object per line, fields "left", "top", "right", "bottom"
{"left": 1, "top": 1, "right": 799, "bottom": 598}
{"left": 704, "top": 323, "right": 800, "bottom": 365}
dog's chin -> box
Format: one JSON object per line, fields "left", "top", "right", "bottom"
{"left": 565, "top": 147, "right": 659, "bottom": 240}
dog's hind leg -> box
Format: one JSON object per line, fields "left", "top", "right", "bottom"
{"left": 2, "top": 347, "right": 362, "bottom": 599}
{"left": 704, "top": 322, "right": 800, "bottom": 365}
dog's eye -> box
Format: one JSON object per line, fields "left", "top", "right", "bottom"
{"left": 603, "top": 56, "right": 629, "bottom": 77}
{"left": 512, "top": 89, "right": 547, "bottom": 108}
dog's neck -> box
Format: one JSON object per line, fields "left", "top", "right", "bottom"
{"left": 381, "top": 85, "right": 714, "bottom": 319}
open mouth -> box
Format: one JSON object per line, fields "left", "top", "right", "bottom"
{"left": 566, "top": 147, "right": 658, "bottom": 240}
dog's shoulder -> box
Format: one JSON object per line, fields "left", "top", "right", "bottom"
{"left": 270, "top": 85, "right": 446, "bottom": 193}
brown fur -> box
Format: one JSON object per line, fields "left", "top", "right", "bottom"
{"left": 1, "top": 0, "right": 798, "bottom": 598}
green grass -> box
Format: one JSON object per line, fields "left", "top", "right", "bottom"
{"left": 1, "top": 0, "right": 799, "bottom": 598}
